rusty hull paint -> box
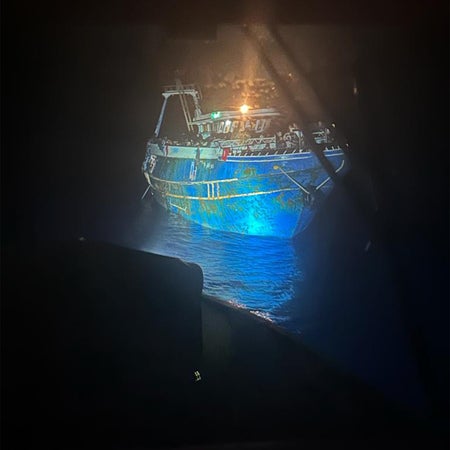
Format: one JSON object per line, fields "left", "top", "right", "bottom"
{"left": 148, "top": 148, "right": 347, "bottom": 238}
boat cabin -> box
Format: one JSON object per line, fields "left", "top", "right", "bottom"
{"left": 151, "top": 81, "right": 340, "bottom": 151}
{"left": 191, "top": 108, "right": 283, "bottom": 140}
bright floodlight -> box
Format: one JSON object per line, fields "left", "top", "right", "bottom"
{"left": 240, "top": 104, "right": 249, "bottom": 114}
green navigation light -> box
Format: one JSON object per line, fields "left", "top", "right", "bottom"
{"left": 210, "top": 111, "right": 221, "bottom": 119}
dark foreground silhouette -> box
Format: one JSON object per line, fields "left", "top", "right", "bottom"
{"left": 2, "top": 240, "right": 444, "bottom": 449}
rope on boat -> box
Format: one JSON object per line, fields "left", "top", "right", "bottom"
{"left": 273, "top": 165, "right": 310, "bottom": 195}
{"left": 141, "top": 183, "right": 152, "bottom": 200}
{"left": 315, "top": 159, "right": 346, "bottom": 191}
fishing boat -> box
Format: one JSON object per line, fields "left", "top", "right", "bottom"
{"left": 142, "top": 81, "right": 348, "bottom": 238}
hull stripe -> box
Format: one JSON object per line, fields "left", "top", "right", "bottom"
{"left": 155, "top": 186, "right": 300, "bottom": 201}
{"left": 151, "top": 175, "right": 239, "bottom": 185}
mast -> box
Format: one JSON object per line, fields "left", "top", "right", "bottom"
{"left": 154, "top": 81, "right": 203, "bottom": 136}
{"left": 176, "top": 79, "right": 194, "bottom": 132}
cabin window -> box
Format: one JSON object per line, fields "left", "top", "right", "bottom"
{"left": 218, "top": 121, "right": 225, "bottom": 133}
{"left": 255, "top": 120, "right": 263, "bottom": 133}
{"left": 232, "top": 121, "right": 239, "bottom": 132}
{"left": 224, "top": 119, "right": 232, "bottom": 133}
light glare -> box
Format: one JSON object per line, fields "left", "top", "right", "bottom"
{"left": 240, "top": 104, "right": 249, "bottom": 114}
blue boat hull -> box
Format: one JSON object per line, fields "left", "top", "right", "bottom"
{"left": 147, "top": 146, "right": 347, "bottom": 238}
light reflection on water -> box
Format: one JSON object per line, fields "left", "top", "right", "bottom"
{"left": 129, "top": 202, "right": 303, "bottom": 327}
{"left": 121, "top": 198, "right": 427, "bottom": 411}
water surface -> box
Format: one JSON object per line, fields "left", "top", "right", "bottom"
{"left": 126, "top": 202, "right": 304, "bottom": 328}
{"left": 118, "top": 195, "right": 427, "bottom": 412}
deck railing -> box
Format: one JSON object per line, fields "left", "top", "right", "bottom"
{"left": 218, "top": 136, "right": 276, "bottom": 149}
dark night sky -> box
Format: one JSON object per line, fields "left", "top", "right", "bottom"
{"left": 2, "top": 21, "right": 163, "bottom": 241}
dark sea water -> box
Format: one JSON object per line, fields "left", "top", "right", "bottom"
{"left": 111, "top": 191, "right": 428, "bottom": 414}
{"left": 127, "top": 202, "right": 304, "bottom": 328}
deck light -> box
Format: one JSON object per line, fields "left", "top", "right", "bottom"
{"left": 240, "top": 104, "right": 249, "bottom": 114}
